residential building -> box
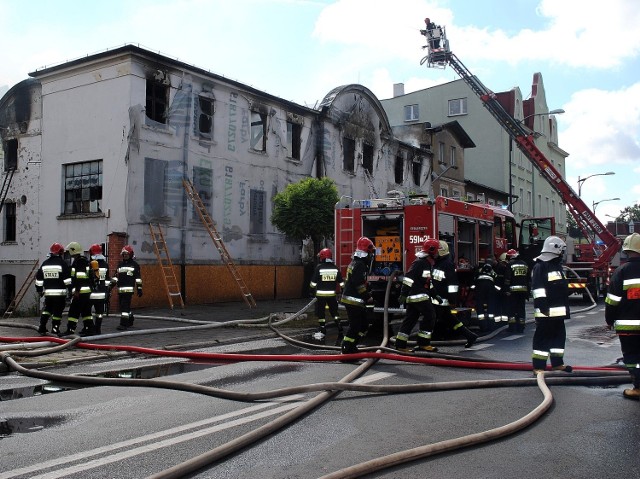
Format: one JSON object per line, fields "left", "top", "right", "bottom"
{"left": 0, "top": 45, "right": 431, "bottom": 313}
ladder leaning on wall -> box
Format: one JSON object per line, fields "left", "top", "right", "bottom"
{"left": 2, "top": 260, "right": 39, "bottom": 319}
{"left": 148, "top": 223, "right": 185, "bottom": 309}
{"left": 182, "top": 178, "right": 257, "bottom": 308}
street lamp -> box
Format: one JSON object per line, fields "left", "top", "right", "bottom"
{"left": 605, "top": 214, "right": 619, "bottom": 236}
{"left": 508, "top": 109, "right": 565, "bottom": 212}
{"left": 592, "top": 197, "right": 620, "bottom": 213}
{"left": 577, "top": 171, "right": 615, "bottom": 197}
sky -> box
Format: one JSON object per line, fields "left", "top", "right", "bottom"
{"left": 1, "top": 0, "right": 639, "bottom": 224}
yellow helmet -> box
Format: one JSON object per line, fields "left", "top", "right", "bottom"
{"left": 622, "top": 232, "right": 640, "bottom": 254}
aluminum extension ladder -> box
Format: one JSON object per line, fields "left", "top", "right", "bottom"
{"left": 148, "top": 223, "right": 185, "bottom": 309}
{"left": 182, "top": 178, "right": 256, "bottom": 308}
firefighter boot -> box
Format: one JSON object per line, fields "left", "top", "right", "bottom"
{"left": 116, "top": 315, "right": 128, "bottom": 331}
{"left": 334, "top": 320, "right": 344, "bottom": 346}
{"left": 462, "top": 326, "right": 478, "bottom": 348}
{"left": 127, "top": 314, "right": 135, "bottom": 328}
{"left": 623, "top": 374, "right": 640, "bottom": 400}
{"left": 51, "top": 320, "right": 62, "bottom": 336}
{"left": 394, "top": 333, "right": 411, "bottom": 353}
{"left": 38, "top": 316, "right": 49, "bottom": 335}
{"left": 517, "top": 319, "right": 526, "bottom": 333}
{"left": 79, "top": 319, "right": 95, "bottom": 337}
{"left": 94, "top": 316, "right": 103, "bottom": 335}
{"left": 414, "top": 343, "right": 439, "bottom": 353}
{"left": 63, "top": 321, "right": 76, "bottom": 336}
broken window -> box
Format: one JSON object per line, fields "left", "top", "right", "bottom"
{"left": 146, "top": 78, "right": 168, "bottom": 124}
{"left": 412, "top": 156, "right": 423, "bottom": 186}
{"left": 250, "top": 111, "right": 267, "bottom": 151}
{"left": 286, "top": 121, "right": 302, "bottom": 161}
{"left": 250, "top": 189, "right": 266, "bottom": 234}
{"left": 4, "top": 201, "right": 16, "bottom": 242}
{"left": 144, "top": 158, "right": 167, "bottom": 218}
{"left": 394, "top": 150, "right": 405, "bottom": 184}
{"left": 63, "top": 160, "right": 103, "bottom": 215}
{"left": 198, "top": 94, "right": 214, "bottom": 139}
{"left": 362, "top": 143, "right": 374, "bottom": 175}
{"left": 343, "top": 137, "right": 355, "bottom": 173}
{"left": 3, "top": 139, "right": 18, "bottom": 171}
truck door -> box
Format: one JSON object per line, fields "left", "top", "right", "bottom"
{"left": 519, "top": 217, "right": 555, "bottom": 266}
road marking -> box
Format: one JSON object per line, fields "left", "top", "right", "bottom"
{"left": 501, "top": 335, "right": 525, "bottom": 340}
{"left": 2, "top": 373, "right": 395, "bottom": 479}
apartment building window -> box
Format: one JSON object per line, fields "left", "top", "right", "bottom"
{"left": 4, "top": 202, "right": 16, "bottom": 242}
{"left": 343, "top": 137, "right": 355, "bottom": 172}
{"left": 527, "top": 191, "right": 532, "bottom": 213}
{"left": 438, "top": 141, "right": 445, "bottom": 164}
{"left": 412, "top": 157, "right": 423, "bottom": 186}
{"left": 404, "top": 104, "right": 419, "bottom": 121}
{"left": 250, "top": 111, "right": 267, "bottom": 151}
{"left": 63, "top": 160, "right": 103, "bottom": 214}
{"left": 466, "top": 193, "right": 475, "bottom": 202}
{"left": 146, "top": 78, "right": 168, "bottom": 124}
{"left": 3, "top": 139, "right": 18, "bottom": 171}
{"left": 448, "top": 98, "right": 467, "bottom": 116}
{"left": 193, "top": 166, "right": 213, "bottom": 220}
{"left": 440, "top": 187, "right": 448, "bottom": 197}
{"left": 362, "top": 143, "right": 374, "bottom": 175}
{"left": 450, "top": 146, "right": 457, "bottom": 167}
{"left": 197, "top": 93, "right": 214, "bottom": 139}
{"left": 519, "top": 187, "right": 524, "bottom": 213}
{"left": 286, "top": 121, "right": 302, "bottom": 161}
{"left": 452, "top": 189, "right": 461, "bottom": 199}
{"left": 250, "top": 189, "right": 266, "bottom": 234}
{"left": 394, "top": 150, "right": 405, "bottom": 184}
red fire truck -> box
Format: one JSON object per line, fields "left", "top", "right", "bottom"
{"left": 334, "top": 194, "right": 554, "bottom": 308}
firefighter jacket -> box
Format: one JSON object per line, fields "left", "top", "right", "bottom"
{"left": 340, "top": 256, "right": 371, "bottom": 307}
{"left": 89, "top": 254, "right": 111, "bottom": 301}
{"left": 69, "top": 256, "right": 93, "bottom": 295}
{"left": 400, "top": 256, "right": 432, "bottom": 303}
{"left": 111, "top": 258, "right": 143, "bottom": 294}
{"left": 532, "top": 257, "right": 570, "bottom": 319}
{"left": 494, "top": 261, "right": 508, "bottom": 293}
{"left": 605, "top": 256, "right": 640, "bottom": 335}
{"left": 430, "top": 254, "right": 459, "bottom": 307}
{"left": 309, "top": 260, "right": 344, "bottom": 297}
{"left": 35, "top": 255, "right": 72, "bottom": 297}
{"left": 504, "top": 258, "right": 531, "bottom": 294}
{"left": 472, "top": 266, "right": 497, "bottom": 297}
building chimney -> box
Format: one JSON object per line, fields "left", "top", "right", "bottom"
{"left": 393, "top": 83, "right": 405, "bottom": 97}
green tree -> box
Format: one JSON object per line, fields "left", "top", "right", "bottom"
{"left": 614, "top": 204, "right": 640, "bottom": 222}
{"left": 271, "top": 177, "right": 339, "bottom": 258}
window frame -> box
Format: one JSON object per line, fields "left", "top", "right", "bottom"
{"left": 404, "top": 104, "right": 419, "bottom": 122}
{"left": 4, "top": 201, "right": 16, "bottom": 242}
{"left": 63, "top": 160, "right": 103, "bottom": 215}
{"left": 448, "top": 97, "right": 468, "bottom": 116}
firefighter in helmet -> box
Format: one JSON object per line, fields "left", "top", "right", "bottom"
{"left": 471, "top": 261, "right": 497, "bottom": 333}
{"left": 89, "top": 243, "right": 110, "bottom": 335}
{"left": 111, "top": 245, "right": 143, "bottom": 330}
{"left": 309, "top": 248, "right": 344, "bottom": 343}
{"left": 605, "top": 233, "right": 640, "bottom": 399}
{"left": 504, "top": 248, "right": 530, "bottom": 333}
{"left": 34, "top": 243, "right": 72, "bottom": 336}
{"left": 395, "top": 238, "right": 440, "bottom": 352}
{"left": 430, "top": 240, "right": 478, "bottom": 348}
{"left": 340, "top": 236, "right": 375, "bottom": 355}
{"left": 531, "top": 236, "right": 572, "bottom": 374}
{"left": 66, "top": 242, "right": 95, "bottom": 336}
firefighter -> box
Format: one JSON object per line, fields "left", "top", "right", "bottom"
{"left": 89, "top": 243, "right": 110, "bottom": 335}
{"left": 340, "top": 236, "right": 375, "bottom": 355}
{"left": 309, "top": 248, "right": 344, "bottom": 343}
{"left": 471, "top": 262, "right": 497, "bottom": 332}
{"left": 431, "top": 240, "right": 478, "bottom": 348}
{"left": 493, "top": 252, "right": 509, "bottom": 325}
{"left": 111, "top": 245, "right": 143, "bottom": 331}
{"left": 65, "top": 242, "right": 95, "bottom": 336}
{"left": 34, "top": 243, "right": 72, "bottom": 336}
{"left": 605, "top": 233, "right": 640, "bottom": 399}
{"left": 531, "top": 236, "right": 572, "bottom": 374}
{"left": 395, "top": 238, "right": 440, "bottom": 352}
{"left": 504, "top": 248, "right": 530, "bottom": 333}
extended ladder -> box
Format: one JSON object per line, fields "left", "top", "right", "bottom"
{"left": 182, "top": 178, "right": 256, "bottom": 308}
{"left": 2, "top": 260, "right": 39, "bottom": 318}
{"left": 149, "top": 223, "right": 185, "bottom": 309}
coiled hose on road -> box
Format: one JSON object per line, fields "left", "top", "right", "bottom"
{"left": 0, "top": 273, "right": 628, "bottom": 479}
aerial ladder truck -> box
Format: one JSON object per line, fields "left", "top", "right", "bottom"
{"left": 419, "top": 20, "right": 621, "bottom": 297}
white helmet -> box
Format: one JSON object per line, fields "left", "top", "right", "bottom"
{"left": 622, "top": 233, "right": 640, "bottom": 254}
{"left": 438, "top": 240, "right": 450, "bottom": 257}
{"left": 536, "top": 236, "right": 566, "bottom": 261}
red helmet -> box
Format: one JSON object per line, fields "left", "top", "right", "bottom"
{"left": 50, "top": 242, "right": 65, "bottom": 255}
{"left": 318, "top": 248, "right": 332, "bottom": 261}
{"left": 506, "top": 248, "right": 519, "bottom": 259}
{"left": 356, "top": 236, "right": 374, "bottom": 252}
{"left": 89, "top": 244, "right": 103, "bottom": 256}
{"left": 419, "top": 238, "right": 440, "bottom": 257}
{"left": 121, "top": 245, "right": 134, "bottom": 257}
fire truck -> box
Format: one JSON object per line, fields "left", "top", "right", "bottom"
{"left": 335, "top": 194, "right": 553, "bottom": 309}
{"left": 418, "top": 20, "right": 621, "bottom": 301}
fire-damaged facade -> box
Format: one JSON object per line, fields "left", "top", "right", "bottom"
{"left": 0, "top": 44, "right": 452, "bottom": 313}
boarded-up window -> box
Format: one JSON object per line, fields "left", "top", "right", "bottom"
{"left": 144, "top": 158, "right": 167, "bottom": 218}
{"left": 193, "top": 166, "right": 213, "bottom": 220}
{"left": 250, "top": 189, "right": 266, "bottom": 234}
